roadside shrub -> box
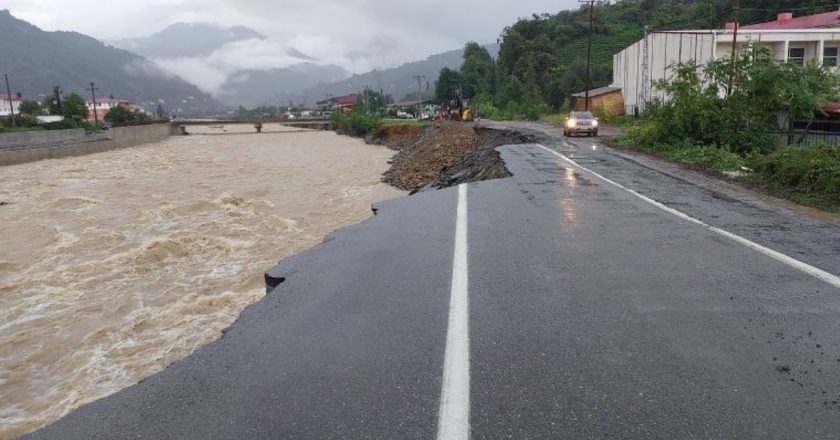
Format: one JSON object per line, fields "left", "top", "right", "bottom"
{"left": 1, "top": 114, "right": 43, "bottom": 130}
{"left": 635, "top": 46, "right": 840, "bottom": 155}
{"left": 659, "top": 143, "right": 746, "bottom": 172}
{"left": 42, "top": 118, "right": 83, "bottom": 130}
{"left": 331, "top": 111, "right": 379, "bottom": 137}
{"left": 471, "top": 94, "right": 502, "bottom": 120}
{"left": 622, "top": 118, "right": 668, "bottom": 148}
{"left": 752, "top": 146, "right": 840, "bottom": 196}
{"left": 105, "top": 105, "right": 149, "bottom": 125}
{"left": 522, "top": 102, "right": 549, "bottom": 121}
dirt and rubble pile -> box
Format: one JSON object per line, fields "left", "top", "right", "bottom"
{"left": 381, "top": 121, "right": 535, "bottom": 191}
{"left": 376, "top": 125, "right": 426, "bottom": 151}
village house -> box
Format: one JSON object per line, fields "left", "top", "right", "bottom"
{"left": 0, "top": 94, "right": 23, "bottom": 117}
{"left": 316, "top": 94, "right": 359, "bottom": 113}
{"left": 86, "top": 97, "right": 144, "bottom": 122}
{"left": 571, "top": 87, "right": 624, "bottom": 117}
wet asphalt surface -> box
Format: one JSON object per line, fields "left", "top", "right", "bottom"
{"left": 23, "top": 125, "right": 840, "bottom": 439}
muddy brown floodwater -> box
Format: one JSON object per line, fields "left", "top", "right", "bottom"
{"left": 0, "top": 124, "right": 405, "bottom": 439}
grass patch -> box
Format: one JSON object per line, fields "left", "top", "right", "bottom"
{"left": 658, "top": 144, "right": 747, "bottom": 173}
{"left": 539, "top": 113, "right": 566, "bottom": 124}
{"left": 617, "top": 137, "right": 747, "bottom": 173}
{"left": 0, "top": 125, "right": 45, "bottom": 133}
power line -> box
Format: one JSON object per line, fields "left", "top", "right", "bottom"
{"left": 579, "top": 0, "right": 603, "bottom": 110}
{"left": 412, "top": 75, "right": 425, "bottom": 101}
{"left": 5, "top": 74, "right": 15, "bottom": 127}
{"left": 89, "top": 82, "right": 99, "bottom": 124}
{"left": 728, "top": 0, "right": 740, "bottom": 97}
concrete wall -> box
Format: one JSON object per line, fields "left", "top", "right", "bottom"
{"left": 0, "top": 128, "right": 86, "bottom": 148}
{"left": 0, "top": 124, "right": 175, "bottom": 167}
{"left": 613, "top": 32, "right": 716, "bottom": 114}
{"left": 107, "top": 124, "right": 173, "bottom": 148}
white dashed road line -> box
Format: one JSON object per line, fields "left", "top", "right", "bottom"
{"left": 436, "top": 183, "right": 471, "bottom": 440}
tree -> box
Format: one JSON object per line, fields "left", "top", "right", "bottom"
{"left": 18, "top": 100, "right": 44, "bottom": 116}
{"left": 155, "top": 103, "right": 166, "bottom": 119}
{"left": 435, "top": 67, "right": 462, "bottom": 103}
{"left": 104, "top": 105, "right": 148, "bottom": 124}
{"left": 62, "top": 93, "right": 88, "bottom": 121}
{"left": 105, "top": 105, "right": 133, "bottom": 123}
{"left": 42, "top": 96, "right": 61, "bottom": 115}
{"left": 500, "top": 75, "right": 525, "bottom": 106}
{"left": 460, "top": 42, "right": 496, "bottom": 97}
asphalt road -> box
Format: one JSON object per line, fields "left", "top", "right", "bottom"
{"left": 23, "top": 133, "right": 840, "bottom": 439}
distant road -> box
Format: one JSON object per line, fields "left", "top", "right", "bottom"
{"left": 25, "top": 127, "right": 840, "bottom": 439}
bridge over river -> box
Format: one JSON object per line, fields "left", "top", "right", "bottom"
{"left": 173, "top": 118, "right": 331, "bottom": 131}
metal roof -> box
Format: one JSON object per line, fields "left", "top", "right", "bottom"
{"left": 741, "top": 11, "right": 840, "bottom": 30}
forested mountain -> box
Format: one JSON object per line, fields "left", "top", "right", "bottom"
{"left": 467, "top": 0, "right": 840, "bottom": 113}
{"left": 272, "top": 44, "right": 500, "bottom": 108}
{"left": 113, "top": 22, "right": 267, "bottom": 59}
{"left": 0, "top": 10, "right": 223, "bottom": 115}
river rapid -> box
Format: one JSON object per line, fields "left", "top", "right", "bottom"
{"left": 0, "top": 124, "right": 405, "bottom": 438}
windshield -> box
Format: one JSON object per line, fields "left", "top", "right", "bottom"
{"left": 573, "top": 112, "right": 594, "bottom": 119}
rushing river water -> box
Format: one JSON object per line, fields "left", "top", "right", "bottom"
{"left": 0, "top": 124, "right": 405, "bottom": 439}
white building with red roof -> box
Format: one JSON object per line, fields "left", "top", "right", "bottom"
{"left": 612, "top": 10, "right": 840, "bottom": 113}
{"left": 86, "top": 97, "right": 145, "bottom": 122}
{"left": 316, "top": 94, "right": 359, "bottom": 112}
{"left": 0, "top": 94, "right": 24, "bottom": 117}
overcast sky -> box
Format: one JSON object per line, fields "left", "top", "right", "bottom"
{"left": 5, "top": 0, "right": 580, "bottom": 71}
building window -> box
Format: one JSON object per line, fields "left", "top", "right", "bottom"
{"left": 788, "top": 47, "right": 805, "bottom": 65}
{"left": 824, "top": 47, "right": 838, "bottom": 67}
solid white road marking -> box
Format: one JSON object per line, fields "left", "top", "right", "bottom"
{"left": 536, "top": 144, "right": 840, "bottom": 290}
{"left": 437, "top": 183, "right": 471, "bottom": 440}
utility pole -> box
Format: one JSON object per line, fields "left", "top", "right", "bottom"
{"left": 412, "top": 75, "right": 425, "bottom": 102}
{"left": 412, "top": 75, "right": 425, "bottom": 117}
{"left": 641, "top": 26, "right": 650, "bottom": 113}
{"left": 580, "top": 0, "right": 597, "bottom": 111}
{"left": 727, "top": 0, "right": 740, "bottom": 97}
{"left": 4, "top": 74, "right": 15, "bottom": 127}
{"left": 89, "top": 82, "right": 99, "bottom": 124}
{"left": 53, "top": 86, "right": 63, "bottom": 113}
{"left": 709, "top": 2, "right": 715, "bottom": 29}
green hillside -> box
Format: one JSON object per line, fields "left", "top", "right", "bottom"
{"left": 0, "top": 10, "right": 224, "bottom": 116}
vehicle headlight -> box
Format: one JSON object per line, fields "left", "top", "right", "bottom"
{"left": 592, "top": 120, "right": 598, "bottom": 127}
{"left": 567, "top": 119, "right": 576, "bottom": 128}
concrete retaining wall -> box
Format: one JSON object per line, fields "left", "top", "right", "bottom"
{"left": 107, "top": 124, "right": 173, "bottom": 148}
{"left": 0, "top": 128, "right": 86, "bottom": 148}
{"left": 0, "top": 124, "right": 176, "bottom": 167}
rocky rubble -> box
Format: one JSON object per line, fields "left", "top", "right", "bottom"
{"left": 380, "top": 121, "right": 536, "bottom": 192}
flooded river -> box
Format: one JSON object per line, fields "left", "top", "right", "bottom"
{"left": 0, "top": 124, "right": 405, "bottom": 438}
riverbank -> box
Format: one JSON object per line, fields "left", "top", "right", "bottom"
{"left": 0, "top": 125, "right": 405, "bottom": 439}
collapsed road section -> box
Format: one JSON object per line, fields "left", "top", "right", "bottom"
{"left": 379, "top": 121, "right": 536, "bottom": 191}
